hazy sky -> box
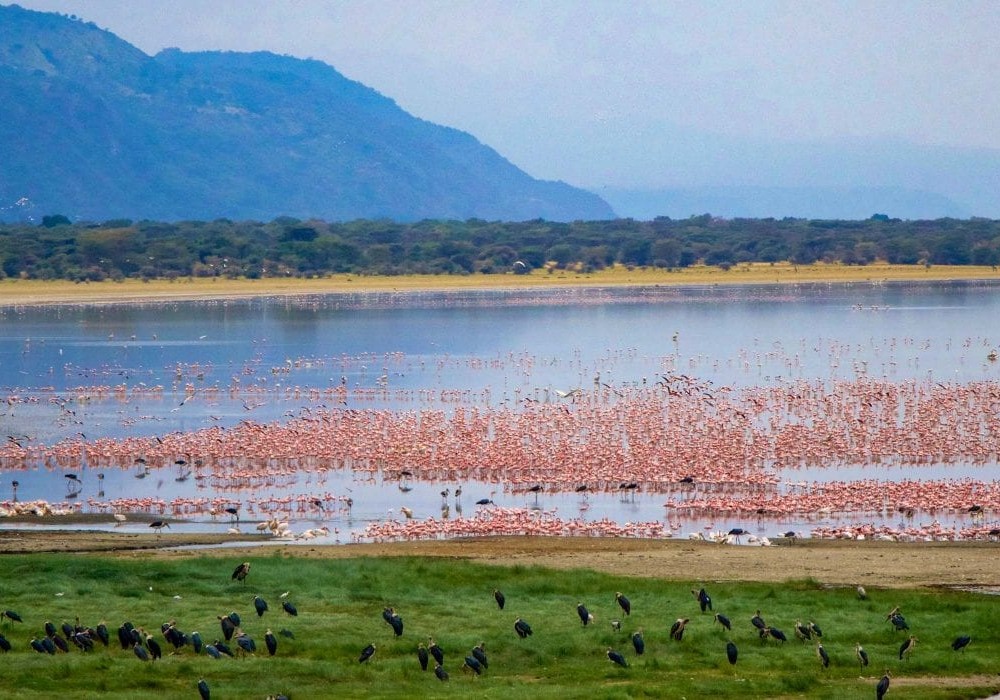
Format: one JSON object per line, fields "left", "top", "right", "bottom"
{"left": 14, "top": 0, "right": 1000, "bottom": 191}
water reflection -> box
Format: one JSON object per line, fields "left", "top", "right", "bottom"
{"left": 2, "top": 281, "right": 1000, "bottom": 543}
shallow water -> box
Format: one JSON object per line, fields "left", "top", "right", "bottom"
{"left": 2, "top": 280, "right": 999, "bottom": 542}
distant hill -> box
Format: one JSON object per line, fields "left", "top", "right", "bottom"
{"left": 599, "top": 185, "right": 970, "bottom": 221}
{"left": 0, "top": 4, "right": 614, "bottom": 223}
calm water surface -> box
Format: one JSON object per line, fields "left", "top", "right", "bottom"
{"left": 1, "top": 280, "right": 998, "bottom": 541}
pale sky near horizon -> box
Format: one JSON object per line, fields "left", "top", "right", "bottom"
{"left": 12, "top": 0, "right": 1000, "bottom": 190}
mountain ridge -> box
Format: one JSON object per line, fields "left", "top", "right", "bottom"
{"left": 0, "top": 4, "right": 614, "bottom": 222}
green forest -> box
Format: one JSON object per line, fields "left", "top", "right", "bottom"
{"left": 2, "top": 214, "right": 999, "bottom": 282}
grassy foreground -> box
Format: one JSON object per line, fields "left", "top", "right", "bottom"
{"left": 0, "top": 552, "right": 996, "bottom": 699}
{"left": 1, "top": 262, "right": 999, "bottom": 306}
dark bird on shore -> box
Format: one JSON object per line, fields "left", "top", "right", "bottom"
{"left": 95, "top": 622, "right": 109, "bottom": 647}
{"left": 50, "top": 633, "right": 69, "bottom": 653}
{"left": 464, "top": 655, "right": 483, "bottom": 675}
{"left": 493, "top": 589, "right": 505, "bottom": 610}
{"left": 750, "top": 610, "right": 766, "bottom": 632}
{"left": 264, "top": 629, "right": 277, "bottom": 656}
{"left": 282, "top": 601, "right": 298, "bottom": 617}
{"left": 856, "top": 643, "right": 869, "bottom": 667}
{"left": 877, "top": 671, "right": 891, "bottom": 700}
{"left": 213, "top": 640, "right": 234, "bottom": 658}
{"left": 224, "top": 506, "right": 240, "bottom": 522}
{"left": 714, "top": 612, "right": 732, "bottom": 631}
{"left": 577, "top": 603, "right": 593, "bottom": 626}
{"left": 514, "top": 618, "right": 533, "bottom": 639}
{"left": 768, "top": 626, "right": 788, "bottom": 644}
{"left": 889, "top": 613, "right": 909, "bottom": 631}
{"left": 607, "top": 648, "right": 628, "bottom": 667}
{"left": 428, "top": 638, "right": 444, "bottom": 665}
{"left": 693, "top": 587, "right": 712, "bottom": 612}
{"left": 232, "top": 562, "right": 251, "bottom": 584}
{"left": 191, "top": 631, "right": 203, "bottom": 655}
{"left": 726, "top": 640, "right": 738, "bottom": 665}
{"left": 72, "top": 631, "right": 94, "bottom": 652}
{"left": 204, "top": 644, "right": 221, "bottom": 659}
{"left": 727, "top": 527, "right": 748, "bottom": 542}
{"left": 279, "top": 629, "right": 294, "bottom": 639}
{"left": 817, "top": 643, "right": 830, "bottom": 668}
{"left": 631, "top": 630, "right": 645, "bottom": 655}
{"left": 30, "top": 638, "right": 47, "bottom": 654}
{"left": 611, "top": 620, "right": 622, "bottom": 632}
{"left": 253, "top": 595, "right": 268, "bottom": 617}
{"left": 951, "top": 635, "right": 971, "bottom": 651}
{"left": 476, "top": 498, "right": 494, "bottom": 506}
{"left": 197, "top": 679, "right": 210, "bottom": 700}
{"left": 472, "top": 642, "right": 488, "bottom": 669}
{"left": 218, "top": 616, "right": 236, "bottom": 641}
{"left": 359, "top": 643, "right": 376, "bottom": 663}
{"left": 2, "top": 610, "right": 23, "bottom": 624}
{"left": 146, "top": 634, "right": 162, "bottom": 660}
{"left": 808, "top": 620, "right": 823, "bottom": 638}
{"left": 40, "top": 636, "right": 57, "bottom": 654}
{"left": 44, "top": 621, "right": 56, "bottom": 638}
{"left": 149, "top": 520, "right": 169, "bottom": 535}
{"left": 0, "top": 633, "right": 11, "bottom": 652}
{"left": 615, "top": 592, "right": 631, "bottom": 616}
{"left": 417, "top": 643, "right": 429, "bottom": 670}
{"left": 236, "top": 632, "right": 256, "bottom": 656}
{"left": 670, "top": 618, "right": 690, "bottom": 641}
{"left": 434, "top": 663, "right": 449, "bottom": 681}
{"left": 795, "top": 620, "right": 812, "bottom": 641}
{"left": 386, "top": 612, "right": 403, "bottom": 637}
{"left": 133, "top": 642, "right": 149, "bottom": 661}
{"left": 899, "top": 635, "right": 917, "bottom": 660}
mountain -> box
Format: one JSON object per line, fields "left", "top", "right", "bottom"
{"left": 0, "top": 4, "right": 614, "bottom": 223}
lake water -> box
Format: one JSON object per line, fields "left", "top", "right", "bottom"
{"left": 1, "top": 280, "right": 999, "bottom": 543}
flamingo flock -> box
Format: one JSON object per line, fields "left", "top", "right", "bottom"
{"left": 1, "top": 368, "right": 999, "bottom": 542}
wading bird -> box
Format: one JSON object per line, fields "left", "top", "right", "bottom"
{"left": 417, "top": 643, "right": 429, "bottom": 670}
{"left": 631, "top": 630, "right": 644, "bottom": 655}
{"left": 197, "top": 679, "right": 210, "bottom": 700}
{"left": 951, "top": 635, "right": 971, "bottom": 651}
{"left": 472, "top": 642, "right": 488, "bottom": 669}
{"left": 264, "top": 629, "right": 277, "bottom": 656}
{"left": 877, "top": 671, "right": 891, "bottom": 700}
{"left": 281, "top": 601, "right": 297, "bottom": 617}
{"left": 693, "top": 587, "right": 712, "bottom": 612}
{"left": 253, "top": 595, "right": 268, "bottom": 617}
{"left": 856, "top": 642, "right": 869, "bottom": 667}
{"left": 493, "top": 589, "right": 505, "bottom": 610}
{"left": 670, "top": 618, "right": 690, "bottom": 641}
{"left": 434, "top": 664, "right": 449, "bottom": 681}
{"left": 576, "top": 603, "right": 593, "bottom": 626}
{"left": 607, "top": 648, "right": 628, "bottom": 667}
{"left": 750, "top": 610, "right": 766, "bottom": 632}
{"left": 463, "top": 655, "right": 482, "bottom": 675}
{"left": 795, "top": 620, "right": 812, "bottom": 641}
{"left": 514, "top": 618, "right": 532, "bottom": 639}
{"left": 808, "top": 620, "right": 823, "bottom": 638}
{"left": 428, "top": 638, "right": 444, "bottom": 665}
{"left": 149, "top": 520, "right": 169, "bottom": 535}
{"left": 817, "top": 643, "right": 830, "bottom": 668}
{"left": 359, "top": 643, "right": 376, "bottom": 663}
{"left": 714, "top": 612, "right": 732, "bottom": 631}
{"left": 726, "top": 640, "right": 738, "bottom": 665}
{"left": 857, "top": 585, "right": 868, "bottom": 600}
{"left": 899, "top": 635, "right": 917, "bottom": 661}
{"left": 231, "top": 562, "right": 250, "bottom": 584}
{"left": 615, "top": 592, "right": 631, "bottom": 616}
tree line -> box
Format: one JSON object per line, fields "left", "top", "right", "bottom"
{"left": 2, "top": 213, "right": 999, "bottom": 282}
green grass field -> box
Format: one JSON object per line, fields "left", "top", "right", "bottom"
{"left": 0, "top": 553, "right": 996, "bottom": 699}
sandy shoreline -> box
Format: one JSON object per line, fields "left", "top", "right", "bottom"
{"left": 2, "top": 528, "right": 996, "bottom": 589}
{"left": 2, "top": 263, "right": 999, "bottom": 306}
